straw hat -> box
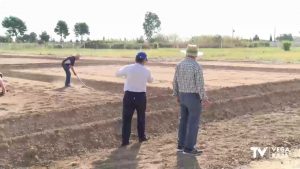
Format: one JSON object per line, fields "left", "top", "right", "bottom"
{"left": 186, "top": 44, "right": 198, "bottom": 57}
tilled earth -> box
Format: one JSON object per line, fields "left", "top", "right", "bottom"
{"left": 0, "top": 54, "right": 300, "bottom": 169}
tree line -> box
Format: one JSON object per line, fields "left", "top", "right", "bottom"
{"left": 0, "top": 13, "right": 295, "bottom": 49}
{"left": 0, "top": 12, "right": 161, "bottom": 44}
{"left": 0, "top": 16, "right": 90, "bottom": 44}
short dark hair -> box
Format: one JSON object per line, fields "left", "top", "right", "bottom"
{"left": 0, "top": 73, "right": 2, "bottom": 78}
{"left": 135, "top": 57, "right": 145, "bottom": 63}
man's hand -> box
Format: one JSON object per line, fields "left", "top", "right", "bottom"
{"left": 202, "top": 98, "right": 212, "bottom": 108}
{"left": 71, "top": 66, "right": 77, "bottom": 76}
{"left": 176, "top": 96, "right": 180, "bottom": 103}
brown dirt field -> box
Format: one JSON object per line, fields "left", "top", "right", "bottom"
{"left": 29, "top": 107, "right": 300, "bottom": 169}
{"left": 12, "top": 65, "right": 300, "bottom": 89}
{"left": 163, "top": 60, "right": 300, "bottom": 69}
{"left": 0, "top": 58, "right": 58, "bottom": 64}
{"left": 0, "top": 77, "right": 122, "bottom": 118}
{"left": 0, "top": 54, "right": 300, "bottom": 169}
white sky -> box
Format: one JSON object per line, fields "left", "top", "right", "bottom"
{"left": 1, "top": 0, "right": 300, "bottom": 41}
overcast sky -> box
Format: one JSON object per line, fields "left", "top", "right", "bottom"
{"left": 1, "top": 0, "right": 300, "bottom": 41}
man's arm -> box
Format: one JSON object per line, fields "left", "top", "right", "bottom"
{"left": 195, "top": 64, "right": 207, "bottom": 100}
{"left": 173, "top": 66, "right": 180, "bottom": 103}
{"left": 172, "top": 66, "right": 179, "bottom": 97}
{"left": 147, "top": 71, "right": 154, "bottom": 83}
{"left": 70, "top": 66, "right": 77, "bottom": 76}
{"left": 116, "top": 66, "right": 128, "bottom": 77}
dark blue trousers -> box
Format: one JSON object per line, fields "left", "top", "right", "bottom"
{"left": 122, "top": 91, "right": 147, "bottom": 144}
{"left": 178, "top": 93, "right": 202, "bottom": 151}
{"left": 62, "top": 64, "right": 71, "bottom": 87}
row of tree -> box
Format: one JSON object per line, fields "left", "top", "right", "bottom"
{"left": 54, "top": 21, "right": 90, "bottom": 42}
{"left": 0, "top": 13, "right": 294, "bottom": 47}
{"left": 0, "top": 11, "right": 161, "bottom": 43}
{"left": 252, "top": 34, "right": 293, "bottom": 42}
{"left": 1, "top": 16, "right": 90, "bottom": 43}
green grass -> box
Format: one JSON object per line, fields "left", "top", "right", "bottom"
{"left": 201, "top": 47, "right": 300, "bottom": 63}
{"left": 1, "top": 43, "right": 300, "bottom": 63}
{"left": 0, "top": 45, "right": 184, "bottom": 58}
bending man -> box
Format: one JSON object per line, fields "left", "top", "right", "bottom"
{"left": 62, "top": 54, "right": 80, "bottom": 87}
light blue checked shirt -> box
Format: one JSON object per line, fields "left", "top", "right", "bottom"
{"left": 173, "top": 57, "right": 207, "bottom": 100}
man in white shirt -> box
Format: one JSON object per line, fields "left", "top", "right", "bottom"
{"left": 116, "top": 52, "right": 153, "bottom": 146}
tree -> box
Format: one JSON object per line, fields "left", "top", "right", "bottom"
{"left": 74, "top": 22, "right": 90, "bottom": 43}
{"left": 54, "top": 20, "right": 69, "bottom": 42}
{"left": 167, "top": 34, "right": 179, "bottom": 43}
{"left": 270, "top": 35, "right": 273, "bottom": 42}
{"left": 0, "top": 36, "right": 12, "bottom": 43}
{"left": 253, "top": 34, "right": 260, "bottom": 41}
{"left": 143, "top": 12, "right": 161, "bottom": 41}
{"left": 39, "top": 31, "right": 50, "bottom": 43}
{"left": 2, "top": 16, "right": 27, "bottom": 41}
{"left": 137, "top": 36, "right": 144, "bottom": 43}
{"left": 277, "top": 34, "right": 293, "bottom": 41}
{"left": 19, "top": 32, "right": 37, "bottom": 43}
{"left": 214, "top": 35, "right": 223, "bottom": 48}
{"left": 17, "top": 34, "right": 29, "bottom": 42}
{"left": 152, "top": 34, "right": 168, "bottom": 43}
{"left": 29, "top": 32, "right": 37, "bottom": 43}
{"left": 167, "top": 34, "right": 180, "bottom": 48}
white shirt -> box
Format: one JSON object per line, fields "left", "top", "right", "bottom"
{"left": 116, "top": 63, "right": 153, "bottom": 92}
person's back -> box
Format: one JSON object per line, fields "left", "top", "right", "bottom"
{"left": 62, "top": 56, "right": 76, "bottom": 66}
{"left": 173, "top": 44, "right": 209, "bottom": 156}
{"left": 116, "top": 52, "right": 153, "bottom": 146}
{"left": 121, "top": 63, "right": 152, "bottom": 92}
{"left": 176, "top": 57, "right": 203, "bottom": 95}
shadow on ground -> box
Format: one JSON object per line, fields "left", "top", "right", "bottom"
{"left": 177, "top": 152, "right": 201, "bottom": 169}
{"left": 92, "top": 143, "right": 141, "bottom": 169}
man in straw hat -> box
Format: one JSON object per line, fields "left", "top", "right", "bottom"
{"left": 0, "top": 72, "right": 7, "bottom": 96}
{"left": 61, "top": 54, "right": 80, "bottom": 87}
{"left": 173, "top": 44, "right": 210, "bottom": 155}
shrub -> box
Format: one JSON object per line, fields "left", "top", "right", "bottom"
{"left": 84, "top": 41, "right": 110, "bottom": 49}
{"left": 282, "top": 41, "right": 292, "bottom": 51}
{"left": 0, "top": 36, "right": 12, "bottom": 43}
{"left": 158, "top": 42, "right": 173, "bottom": 48}
{"left": 142, "top": 43, "right": 151, "bottom": 49}
{"left": 125, "top": 43, "right": 141, "bottom": 49}
{"left": 111, "top": 43, "right": 125, "bottom": 49}
{"left": 248, "top": 41, "right": 270, "bottom": 48}
{"left": 53, "top": 44, "right": 63, "bottom": 48}
{"left": 152, "top": 43, "right": 159, "bottom": 49}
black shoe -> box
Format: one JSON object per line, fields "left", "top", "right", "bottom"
{"left": 139, "top": 137, "right": 149, "bottom": 143}
{"left": 121, "top": 142, "right": 129, "bottom": 147}
{"left": 183, "top": 148, "right": 203, "bottom": 156}
{"left": 177, "top": 146, "right": 184, "bottom": 152}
